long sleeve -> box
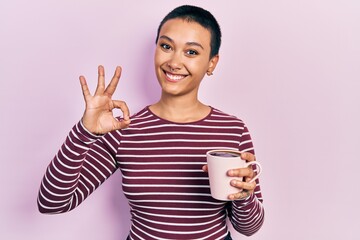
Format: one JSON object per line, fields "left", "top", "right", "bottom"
{"left": 37, "top": 121, "right": 119, "bottom": 214}
{"left": 37, "top": 107, "right": 265, "bottom": 239}
{"left": 228, "top": 124, "right": 265, "bottom": 236}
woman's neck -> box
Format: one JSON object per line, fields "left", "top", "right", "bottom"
{"left": 150, "top": 95, "right": 211, "bottom": 123}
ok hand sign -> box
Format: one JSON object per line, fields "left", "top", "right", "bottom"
{"left": 79, "top": 65, "right": 131, "bottom": 135}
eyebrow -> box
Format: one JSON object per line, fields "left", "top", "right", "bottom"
{"left": 159, "top": 35, "right": 204, "bottom": 50}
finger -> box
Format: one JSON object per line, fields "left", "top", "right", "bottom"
{"left": 227, "top": 167, "right": 254, "bottom": 178}
{"left": 240, "top": 152, "right": 256, "bottom": 162}
{"left": 112, "top": 100, "right": 130, "bottom": 121}
{"left": 202, "top": 164, "right": 208, "bottom": 172}
{"left": 79, "top": 76, "right": 91, "bottom": 101}
{"left": 105, "top": 66, "right": 121, "bottom": 96}
{"left": 245, "top": 174, "right": 258, "bottom": 183}
{"left": 112, "top": 117, "right": 131, "bottom": 130}
{"left": 230, "top": 179, "right": 256, "bottom": 191}
{"left": 95, "top": 65, "right": 106, "bottom": 95}
{"left": 228, "top": 190, "right": 252, "bottom": 201}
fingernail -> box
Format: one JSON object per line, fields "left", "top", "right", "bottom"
{"left": 231, "top": 180, "right": 237, "bottom": 186}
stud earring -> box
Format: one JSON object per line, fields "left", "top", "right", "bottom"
{"left": 207, "top": 71, "right": 213, "bottom": 76}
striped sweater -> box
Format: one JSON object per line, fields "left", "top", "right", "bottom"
{"left": 38, "top": 106, "right": 264, "bottom": 239}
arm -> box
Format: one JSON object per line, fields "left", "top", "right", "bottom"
{"left": 228, "top": 176, "right": 264, "bottom": 236}
{"left": 37, "top": 65, "right": 131, "bottom": 214}
{"left": 37, "top": 121, "right": 118, "bottom": 213}
{"left": 227, "top": 125, "right": 265, "bottom": 236}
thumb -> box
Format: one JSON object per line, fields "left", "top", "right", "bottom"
{"left": 112, "top": 100, "right": 130, "bottom": 121}
{"left": 112, "top": 117, "right": 131, "bottom": 130}
{"left": 241, "top": 152, "right": 256, "bottom": 162}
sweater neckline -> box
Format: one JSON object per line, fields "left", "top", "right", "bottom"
{"left": 146, "top": 105, "right": 214, "bottom": 125}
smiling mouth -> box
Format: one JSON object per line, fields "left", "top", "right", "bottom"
{"left": 164, "top": 70, "right": 188, "bottom": 82}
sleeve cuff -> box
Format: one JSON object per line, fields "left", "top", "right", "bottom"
{"left": 76, "top": 120, "right": 104, "bottom": 141}
{"left": 232, "top": 192, "right": 256, "bottom": 208}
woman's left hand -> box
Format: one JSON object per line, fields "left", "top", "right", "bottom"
{"left": 227, "top": 152, "right": 257, "bottom": 200}
{"left": 202, "top": 152, "right": 258, "bottom": 201}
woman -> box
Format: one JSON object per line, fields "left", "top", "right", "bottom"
{"left": 38, "top": 5, "right": 264, "bottom": 239}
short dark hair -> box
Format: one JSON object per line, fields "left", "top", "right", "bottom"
{"left": 155, "top": 5, "right": 222, "bottom": 59}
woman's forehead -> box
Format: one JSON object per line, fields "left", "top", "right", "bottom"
{"left": 159, "top": 19, "right": 211, "bottom": 48}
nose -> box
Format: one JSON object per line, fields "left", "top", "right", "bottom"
{"left": 167, "top": 51, "right": 183, "bottom": 71}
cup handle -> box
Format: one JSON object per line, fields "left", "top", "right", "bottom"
{"left": 245, "top": 161, "right": 262, "bottom": 183}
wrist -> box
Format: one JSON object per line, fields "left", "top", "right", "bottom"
{"left": 79, "top": 119, "right": 104, "bottom": 139}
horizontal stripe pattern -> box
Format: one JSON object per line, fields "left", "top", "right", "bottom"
{"left": 38, "top": 106, "right": 264, "bottom": 239}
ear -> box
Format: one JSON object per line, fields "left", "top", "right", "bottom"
{"left": 206, "top": 55, "right": 219, "bottom": 76}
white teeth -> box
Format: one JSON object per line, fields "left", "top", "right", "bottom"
{"left": 166, "top": 72, "right": 185, "bottom": 81}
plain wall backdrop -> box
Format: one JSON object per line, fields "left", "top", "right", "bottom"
{"left": 1, "top": 0, "right": 359, "bottom": 239}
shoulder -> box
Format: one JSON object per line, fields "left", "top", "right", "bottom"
{"left": 115, "top": 106, "right": 155, "bottom": 126}
{"left": 99, "top": 107, "right": 156, "bottom": 149}
{"left": 209, "top": 107, "right": 246, "bottom": 126}
{"left": 128, "top": 106, "right": 159, "bottom": 126}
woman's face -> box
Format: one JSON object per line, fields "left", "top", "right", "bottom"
{"left": 154, "top": 18, "right": 219, "bottom": 98}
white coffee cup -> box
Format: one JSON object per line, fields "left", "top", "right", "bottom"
{"left": 206, "top": 149, "right": 262, "bottom": 201}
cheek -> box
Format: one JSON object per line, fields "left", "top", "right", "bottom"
{"left": 154, "top": 51, "right": 164, "bottom": 80}
{"left": 154, "top": 50, "right": 161, "bottom": 66}
{"left": 187, "top": 59, "right": 209, "bottom": 74}
{"left": 154, "top": 49, "right": 168, "bottom": 66}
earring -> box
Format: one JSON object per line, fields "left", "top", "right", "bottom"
{"left": 207, "top": 71, "right": 213, "bottom": 76}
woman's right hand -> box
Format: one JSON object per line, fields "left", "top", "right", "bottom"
{"left": 79, "top": 65, "right": 131, "bottom": 135}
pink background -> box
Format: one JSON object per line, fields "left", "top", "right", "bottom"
{"left": 1, "top": 0, "right": 359, "bottom": 239}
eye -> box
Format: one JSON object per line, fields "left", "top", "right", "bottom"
{"left": 186, "top": 49, "right": 199, "bottom": 56}
{"left": 160, "top": 43, "right": 172, "bottom": 51}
